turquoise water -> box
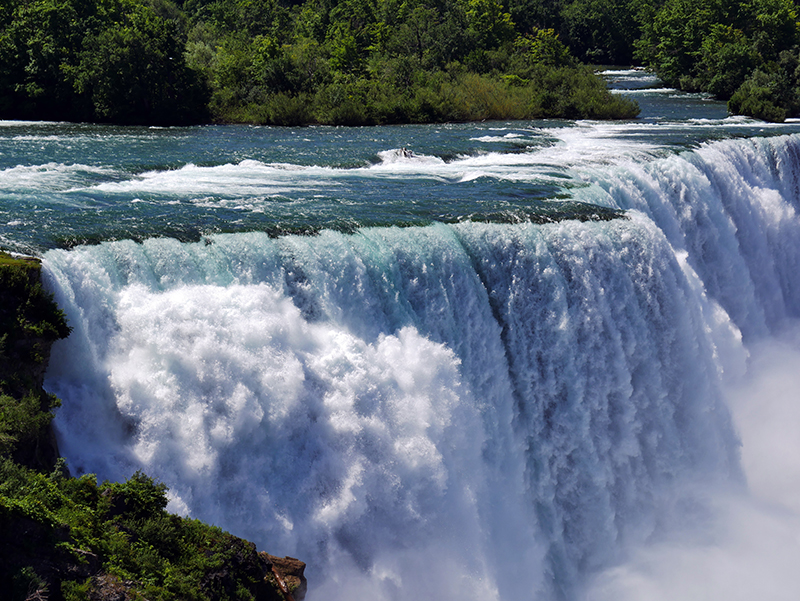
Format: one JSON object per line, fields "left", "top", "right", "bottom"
{"left": 3, "top": 69, "right": 799, "bottom": 253}
{"left": 7, "top": 70, "right": 800, "bottom": 600}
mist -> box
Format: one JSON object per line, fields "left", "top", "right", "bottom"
{"left": 583, "top": 323, "right": 800, "bottom": 601}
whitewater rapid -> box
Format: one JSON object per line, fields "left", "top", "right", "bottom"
{"left": 39, "top": 132, "right": 800, "bottom": 600}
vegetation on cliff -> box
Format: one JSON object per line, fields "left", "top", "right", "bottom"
{"left": 0, "top": 252, "right": 305, "bottom": 601}
{"left": 0, "top": 252, "right": 69, "bottom": 471}
{"left": 0, "top": 461, "right": 306, "bottom": 601}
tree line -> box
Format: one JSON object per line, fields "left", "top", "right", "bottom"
{"left": 637, "top": 0, "right": 800, "bottom": 121}
{"left": 0, "top": 0, "right": 798, "bottom": 124}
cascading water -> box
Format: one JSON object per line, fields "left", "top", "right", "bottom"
{"left": 41, "top": 218, "right": 730, "bottom": 600}
{"left": 1, "top": 83, "right": 797, "bottom": 597}
{"left": 572, "top": 134, "right": 800, "bottom": 338}
{"left": 38, "top": 130, "right": 800, "bottom": 599}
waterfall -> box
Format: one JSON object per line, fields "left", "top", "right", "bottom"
{"left": 573, "top": 134, "right": 800, "bottom": 338}
{"left": 42, "top": 134, "right": 800, "bottom": 600}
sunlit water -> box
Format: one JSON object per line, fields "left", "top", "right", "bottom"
{"left": 2, "top": 70, "right": 800, "bottom": 600}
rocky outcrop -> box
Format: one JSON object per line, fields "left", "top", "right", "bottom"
{"left": 264, "top": 554, "right": 308, "bottom": 601}
{"left": 196, "top": 537, "right": 307, "bottom": 601}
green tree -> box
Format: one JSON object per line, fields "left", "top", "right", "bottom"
{"left": 463, "top": 0, "right": 515, "bottom": 50}
{"left": 507, "top": 0, "right": 565, "bottom": 35}
{"left": 635, "top": 0, "right": 724, "bottom": 88}
{"left": 636, "top": 0, "right": 800, "bottom": 118}
{"left": 73, "top": 0, "right": 208, "bottom": 124}
{"left": 327, "top": 20, "right": 363, "bottom": 72}
{"left": 390, "top": 5, "right": 440, "bottom": 64}
{"left": 0, "top": 0, "right": 93, "bottom": 118}
{"left": 729, "top": 48, "right": 800, "bottom": 121}
{"left": 693, "top": 24, "right": 758, "bottom": 97}
{"left": 561, "top": 0, "right": 638, "bottom": 63}
{"left": 513, "top": 28, "right": 576, "bottom": 69}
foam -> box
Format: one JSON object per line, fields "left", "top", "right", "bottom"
{"left": 40, "top": 132, "right": 800, "bottom": 600}
{"left": 0, "top": 162, "right": 115, "bottom": 192}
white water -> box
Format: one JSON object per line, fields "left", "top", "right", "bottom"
{"left": 584, "top": 324, "right": 800, "bottom": 601}
{"left": 41, "top": 133, "right": 800, "bottom": 599}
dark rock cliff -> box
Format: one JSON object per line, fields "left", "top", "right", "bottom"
{"left": 0, "top": 252, "right": 68, "bottom": 471}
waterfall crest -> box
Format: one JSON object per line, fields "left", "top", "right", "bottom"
{"left": 43, "top": 134, "right": 800, "bottom": 599}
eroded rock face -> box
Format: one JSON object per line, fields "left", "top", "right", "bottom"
{"left": 264, "top": 554, "right": 308, "bottom": 601}
{"left": 87, "top": 575, "right": 143, "bottom": 601}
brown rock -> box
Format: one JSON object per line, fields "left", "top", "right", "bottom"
{"left": 87, "top": 574, "right": 146, "bottom": 601}
{"left": 263, "top": 554, "right": 307, "bottom": 601}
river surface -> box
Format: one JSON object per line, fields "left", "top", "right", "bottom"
{"left": 2, "top": 69, "right": 797, "bottom": 253}
{"left": 3, "top": 70, "right": 800, "bottom": 600}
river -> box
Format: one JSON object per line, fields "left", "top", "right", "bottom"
{"left": 2, "top": 69, "right": 800, "bottom": 600}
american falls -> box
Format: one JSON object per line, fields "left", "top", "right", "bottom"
{"left": 42, "top": 134, "right": 800, "bottom": 600}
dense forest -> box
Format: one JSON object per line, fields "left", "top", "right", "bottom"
{"left": 0, "top": 0, "right": 799, "bottom": 124}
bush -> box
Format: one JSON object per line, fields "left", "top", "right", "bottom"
{"left": 729, "top": 70, "right": 788, "bottom": 122}
{"left": 267, "top": 92, "right": 314, "bottom": 125}
{"left": 0, "top": 461, "right": 292, "bottom": 601}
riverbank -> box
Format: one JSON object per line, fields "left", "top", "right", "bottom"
{"left": 0, "top": 251, "right": 306, "bottom": 601}
{"left": 0, "top": 0, "right": 640, "bottom": 126}
{"left": 211, "top": 65, "right": 640, "bottom": 126}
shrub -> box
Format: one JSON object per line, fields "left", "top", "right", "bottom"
{"left": 729, "top": 70, "right": 787, "bottom": 122}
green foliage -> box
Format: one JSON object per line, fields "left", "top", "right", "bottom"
{"left": 218, "top": 62, "right": 638, "bottom": 126}
{"left": 0, "top": 458, "right": 284, "bottom": 600}
{"left": 0, "top": 253, "right": 70, "bottom": 370}
{"left": 561, "top": 0, "right": 639, "bottom": 64}
{"left": 62, "top": 578, "right": 92, "bottom": 600}
{"left": 505, "top": 0, "right": 646, "bottom": 64}
{"left": 19, "top": 0, "right": 800, "bottom": 125}
{"left": 693, "top": 24, "right": 759, "bottom": 97}
{"left": 71, "top": 0, "right": 209, "bottom": 124}
{"left": 728, "top": 49, "right": 800, "bottom": 121}
{"left": 514, "top": 28, "right": 576, "bottom": 68}
{"left": 0, "top": 0, "right": 208, "bottom": 123}
{"left": 0, "top": 0, "right": 642, "bottom": 124}
{"left": 463, "top": 0, "right": 516, "bottom": 50}
{"left": 0, "top": 0, "right": 93, "bottom": 118}
{"left": 634, "top": 0, "right": 716, "bottom": 88}
{"left": 327, "top": 21, "right": 364, "bottom": 73}
{"left": 12, "top": 566, "right": 48, "bottom": 600}
{"left": 636, "top": 0, "right": 800, "bottom": 118}
{"left": 524, "top": 63, "right": 640, "bottom": 118}
{"left": 105, "top": 470, "right": 170, "bottom": 519}
{"left": 0, "top": 252, "right": 70, "bottom": 467}
{"left": 0, "top": 392, "right": 58, "bottom": 458}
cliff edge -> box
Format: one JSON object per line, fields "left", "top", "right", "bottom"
{"left": 0, "top": 251, "right": 306, "bottom": 601}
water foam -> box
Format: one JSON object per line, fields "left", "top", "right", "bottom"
{"left": 91, "top": 161, "right": 331, "bottom": 197}
{"left": 41, "top": 133, "right": 800, "bottom": 599}
{"left": 572, "top": 134, "right": 800, "bottom": 337}
{"left": 0, "top": 162, "right": 115, "bottom": 192}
